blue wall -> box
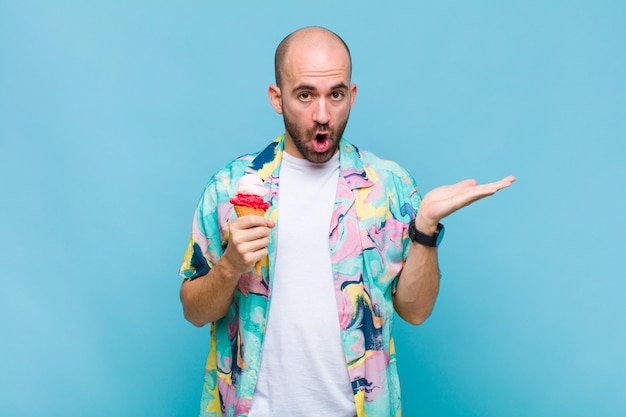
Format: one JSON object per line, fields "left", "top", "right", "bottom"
{"left": 1, "top": 1, "right": 624, "bottom": 416}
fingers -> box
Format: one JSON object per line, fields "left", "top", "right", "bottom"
{"left": 232, "top": 214, "right": 269, "bottom": 229}
{"left": 456, "top": 176, "right": 515, "bottom": 190}
{"left": 462, "top": 175, "right": 516, "bottom": 203}
{"left": 230, "top": 217, "right": 271, "bottom": 246}
{"left": 497, "top": 175, "right": 516, "bottom": 188}
{"left": 454, "top": 179, "right": 478, "bottom": 188}
{"left": 479, "top": 176, "right": 516, "bottom": 195}
{"left": 226, "top": 216, "right": 272, "bottom": 273}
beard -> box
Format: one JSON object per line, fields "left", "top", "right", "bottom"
{"left": 282, "top": 110, "right": 350, "bottom": 164}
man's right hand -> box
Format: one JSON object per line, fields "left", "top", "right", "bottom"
{"left": 180, "top": 216, "right": 274, "bottom": 327}
{"left": 222, "top": 215, "right": 274, "bottom": 276}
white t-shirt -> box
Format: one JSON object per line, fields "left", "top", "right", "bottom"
{"left": 248, "top": 152, "right": 356, "bottom": 417}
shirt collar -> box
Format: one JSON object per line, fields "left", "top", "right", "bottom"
{"left": 247, "top": 134, "right": 373, "bottom": 190}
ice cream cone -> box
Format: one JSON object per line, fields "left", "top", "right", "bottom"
{"left": 253, "top": 259, "right": 262, "bottom": 275}
{"left": 230, "top": 174, "right": 270, "bottom": 276}
{"left": 233, "top": 205, "right": 266, "bottom": 218}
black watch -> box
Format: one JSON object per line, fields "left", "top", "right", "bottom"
{"left": 409, "top": 219, "right": 445, "bottom": 247}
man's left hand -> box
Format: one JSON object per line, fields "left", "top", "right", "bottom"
{"left": 415, "top": 176, "right": 516, "bottom": 233}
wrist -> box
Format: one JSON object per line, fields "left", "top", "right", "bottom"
{"left": 414, "top": 212, "right": 439, "bottom": 235}
{"left": 216, "top": 255, "right": 246, "bottom": 281}
{"left": 409, "top": 214, "right": 445, "bottom": 248}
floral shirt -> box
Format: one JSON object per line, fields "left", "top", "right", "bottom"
{"left": 179, "top": 135, "right": 421, "bottom": 417}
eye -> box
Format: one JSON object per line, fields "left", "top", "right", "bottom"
{"left": 331, "top": 91, "right": 344, "bottom": 100}
{"left": 299, "top": 92, "right": 312, "bottom": 102}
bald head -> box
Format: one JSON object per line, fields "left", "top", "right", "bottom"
{"left": 274, "top": 26, "right": 352, "bottom": 88}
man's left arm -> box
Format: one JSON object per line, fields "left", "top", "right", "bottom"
{"left": 393, "top": 176, "right": 516, "bottom": 325}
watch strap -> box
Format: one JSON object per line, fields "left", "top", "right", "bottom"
{"left": 409, "top": 219, "right": 444, "bottom": 247}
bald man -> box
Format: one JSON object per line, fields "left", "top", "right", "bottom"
{"left": 179, "top": 27, "right": 514, "bottom": 417}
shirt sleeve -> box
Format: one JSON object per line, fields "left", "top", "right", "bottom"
{"left": 398, "top": 170, "right": 422, "bottom": 260}
{"left": 178, "top": 176, "right": 231, "bottom": 280}
{"left": 392, "top": 168, "right": 422, "bottom": 293}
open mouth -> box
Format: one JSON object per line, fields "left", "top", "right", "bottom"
{"left": 313, "top": 133, "right": 330, "bottom": 153}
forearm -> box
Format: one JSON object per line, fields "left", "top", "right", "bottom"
{"left": 393, "top": 216, "right": 441, "bottom": 325}
{"left": 393, "top": 175, "right": 516, "bottom": 324}
{"left": 180, "top": 216, "right": 274, "bottom": 327}
{"left": 394, "top": 243, "right": 440, "bottom": 325}
{"left": 180, "top": 258, "right": 241, "bottom": 327}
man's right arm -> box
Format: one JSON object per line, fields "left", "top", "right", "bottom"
{"left": 180, "top": 215, "right": 273, "bottom": 327}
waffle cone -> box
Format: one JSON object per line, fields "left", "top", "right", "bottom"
{"left": 234, "top": 205, "right": 266, "bottom": 218}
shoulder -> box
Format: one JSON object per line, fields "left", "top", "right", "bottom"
{"left": 198, "top": 151, "right": 259, "bottom": 205}
{"left": 351, "top": 143, "right": 417, "bottom": 187}
{"left": 212, "top": 153, "right": 255, "bottom": 182}
{"left": 345, "top": 141, "right": 421, "bottom": 213}
{"left": 361, "top": 148, "right": 410, "bottom": 175}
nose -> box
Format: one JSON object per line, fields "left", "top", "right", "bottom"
{"left": 313, "top": 98, "right": 331, "bottom": 125}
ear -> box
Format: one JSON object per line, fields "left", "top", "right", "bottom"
{"left": 268, "top": 84, "right": 283, "bottom": 114}
{"left": 349, "top": 83, "right": 358, "bottom": 108}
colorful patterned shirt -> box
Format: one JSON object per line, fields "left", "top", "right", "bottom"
{"left": 179, "top": 135, "right": 422, "bottom": 417}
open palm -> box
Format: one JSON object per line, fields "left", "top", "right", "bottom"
{"left": 418, "top": 176, "right": 516, "bottom": 226}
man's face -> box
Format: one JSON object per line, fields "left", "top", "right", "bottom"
{"left": 269, "top": 39, "right": 357, "bottom": 163}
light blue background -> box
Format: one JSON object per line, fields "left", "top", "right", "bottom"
{"left": 1, "top": 1, "right": 624, "bottom": 416}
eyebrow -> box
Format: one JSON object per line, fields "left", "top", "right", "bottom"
{"left": 291, "top": 83, "right": 349, "bottom": 94}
